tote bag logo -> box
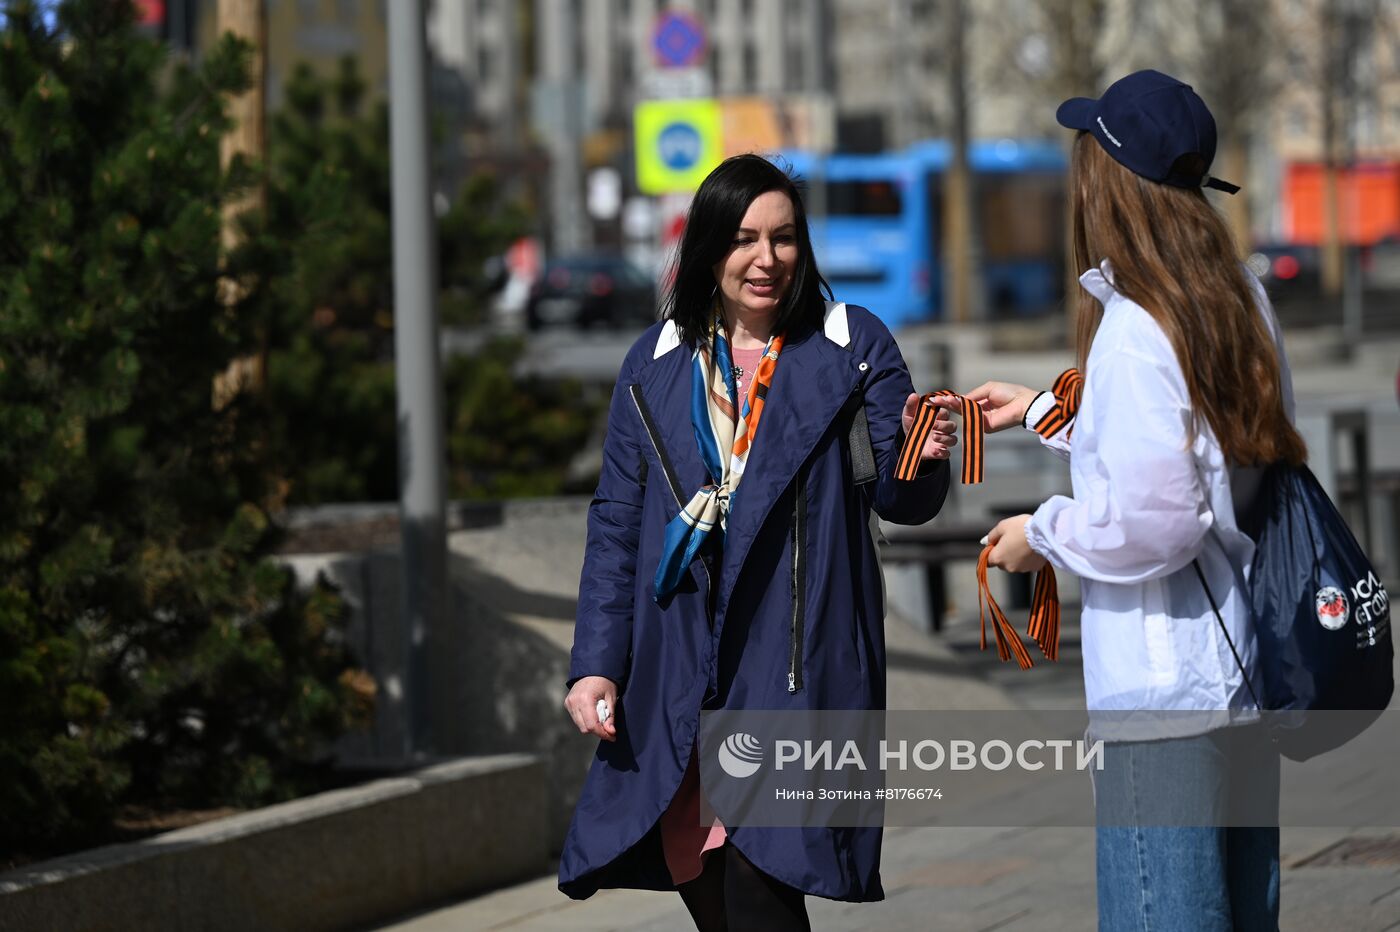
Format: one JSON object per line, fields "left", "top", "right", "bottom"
{"left": 1315, "top": 586, "right": 1349, "bottom": 630}
{"left": 717, "top": 732, "right": 764, "bottom": 778}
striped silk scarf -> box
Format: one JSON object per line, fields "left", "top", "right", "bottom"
{"left": 653, "top": 317, "right": 784, "bottom": 600}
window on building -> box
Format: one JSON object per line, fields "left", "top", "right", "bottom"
{"left": 620, "top": 44, "right": 633, "bottom": 87}
{"left": 572, "top": 0, "right": 585, "bottom": 76}
{"left": 1288, "top": 105, "right": 1309, "bottom": 136}
{"left": 786, "top": 43, "right": 803, "bottom": 92}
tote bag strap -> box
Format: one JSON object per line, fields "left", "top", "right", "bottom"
{"left": 1191, "top": 557, "right": 1263, "bottom": 710}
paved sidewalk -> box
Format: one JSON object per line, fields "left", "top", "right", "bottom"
{"left": 370, "top": 610, "right": 1400, "bottom": 931}
{"left": 373, "top": 826, "right": 1399, "bottom": 931}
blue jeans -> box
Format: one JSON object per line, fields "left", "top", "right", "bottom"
{"left": 1094, "top": 725, "right": 1280, "bottom": 931}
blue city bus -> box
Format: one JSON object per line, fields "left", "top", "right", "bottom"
{"left": 780, "top": 140, "right": 1068, "bottom": 329}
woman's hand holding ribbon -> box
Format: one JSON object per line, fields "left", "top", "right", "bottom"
{"left": 986, "top": 514, "right": 1047, "bottom": 574}
{"left": 902, "top": 392, "right": 959, "bottom": 461}
{"left": 963, "top": 381, "right": 1039, "bottom": 433}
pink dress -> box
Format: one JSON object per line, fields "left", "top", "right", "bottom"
{"left": 659, "top": 344, "right": 765, "bottom": 884}
{"left": 659, "top": 752, "right": 728, "bottom": 884}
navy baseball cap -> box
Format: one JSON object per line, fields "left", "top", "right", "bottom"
{"left": 1057, "top": 69, "right": 1240, "bottom": 194}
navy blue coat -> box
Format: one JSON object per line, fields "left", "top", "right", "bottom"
{"left": 558, "top": 305, "right": 949, "bottom": 902}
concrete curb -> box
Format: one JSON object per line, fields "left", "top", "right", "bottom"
{"left": 0, "top": 754, "right": 547, "bottom": 932}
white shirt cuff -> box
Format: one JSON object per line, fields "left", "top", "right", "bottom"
{"left": 1022, "top": 391, "right": 1056, "bottom": 430}
{"left": 1024, "top": 509, "right": 1053, "bottom": 561}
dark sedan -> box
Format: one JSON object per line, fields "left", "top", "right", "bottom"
{"left": 525, "top": 255, "right": 659, "bottom": 331}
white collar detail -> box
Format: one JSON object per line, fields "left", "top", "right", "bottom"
{"left": 654, "top": 301, "right": 851, "bottom": 359}
{"left": 1078, "top": 259, "right": 1118, "bottom": 304}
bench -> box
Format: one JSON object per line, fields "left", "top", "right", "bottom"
{"left": 879, "top": 521, "right": 1006, "bottom": 633}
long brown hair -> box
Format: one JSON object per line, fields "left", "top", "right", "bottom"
{"left": 1069, "top": 132, "right": 1306, "bottom": 467}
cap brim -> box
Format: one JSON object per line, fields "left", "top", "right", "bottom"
{"left": 1056, "top": 97, "right": 1096, "bottom": 130}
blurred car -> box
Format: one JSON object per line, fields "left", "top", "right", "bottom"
{"left": 1367, "top": 236, "right": 1400, "bottom": 289}
{"left": 525, "top": 255, "right": 658, "bottom": 331}
{"left": 1246, "top": 243, "right": 1322, "bottom": 294}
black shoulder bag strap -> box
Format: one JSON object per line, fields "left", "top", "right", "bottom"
{"left": 847, "top": 402, "right": 876, "bottom": 485}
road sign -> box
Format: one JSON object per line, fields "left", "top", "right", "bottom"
{"left": 641, "top": 67, "right": 712, "bottom": 100}
{"left": 634, "top": 99, "right": 723, "bottom": 195}
{"left": 652, "top": 10, "right": 706, "bottom": 69}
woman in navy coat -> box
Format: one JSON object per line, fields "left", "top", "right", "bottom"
{"left": 559, "top": 155, "right": 954, "bottom": 930}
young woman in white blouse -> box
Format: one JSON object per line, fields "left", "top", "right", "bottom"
{"left": 966, "top": 71, "right": 1306, "bottom": 931}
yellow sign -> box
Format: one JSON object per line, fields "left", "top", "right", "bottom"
{"left": 634, "top": 99, "right": 723, "bottom": 195}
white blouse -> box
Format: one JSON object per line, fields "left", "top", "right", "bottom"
{"left": 1023, "top": 262, "right": 1295, "bottom": 730}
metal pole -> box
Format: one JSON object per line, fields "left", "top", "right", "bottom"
{"left": 539, "top": 0, "right": 585, "bottom": 254}
{"left": 387, "top": 0, "right": 447, "bottom": 761}
{"left": 1341, "top": 0, "right": 1365, "bottom": 346}
{"left": 1320, "top": 2, "right": 1345, "bottom": 298}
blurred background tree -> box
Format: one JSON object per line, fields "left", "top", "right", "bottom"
{"left": 247, "top": 58, "right": 597, "bottom": 505}
{"left": 0, "top": 0, "right": 372, "bottom": 859}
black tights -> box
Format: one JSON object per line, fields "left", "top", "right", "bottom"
{"left": 676, "top": 843, "right": 811, "bottom": 932}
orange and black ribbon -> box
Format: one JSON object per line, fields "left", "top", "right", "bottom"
{"left": 976, "top": 545, "right": 1060, "bottom": 669}
{"left": 976, "top": 546, "right": 1034, "bottom": 669}
{"left": 895, "top": 391, "right": 984, "bottom": 485}
{"left": 899, "top": 381, "right": 1069, "bottom": 668}
{"left": 1026, "top": 559, "right": 1060, "bottom": 662}
{"left": 1034, "top": 368, "right": 1084, "bottom": 440}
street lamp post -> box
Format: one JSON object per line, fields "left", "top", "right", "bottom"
{"left": 387, "top": 0, "right": 447, "bottom": 762}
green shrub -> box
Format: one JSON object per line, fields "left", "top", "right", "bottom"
{"left": 0, "top": 1, "right": 371, "bottom": 857}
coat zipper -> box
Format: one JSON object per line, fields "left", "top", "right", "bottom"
{"left": 628, "top": 385, "right": 712, "bottom": 591}
{"left": 788, "top": 469, "right": 807, "bottom": 693}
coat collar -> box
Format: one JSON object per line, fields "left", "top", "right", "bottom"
{"left": 637, "top": 322, "right": 867, "bottom": 613}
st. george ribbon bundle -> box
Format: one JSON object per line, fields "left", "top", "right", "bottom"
{"left": 894, "top": 375, "right": 1087, "bottom": 669}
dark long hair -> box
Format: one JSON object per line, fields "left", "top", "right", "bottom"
{"left": 663, "top": 154, "right": 832, "bottom": 347}
{"left": 1069, "top": 131, "right": 1306, "bottom": 467}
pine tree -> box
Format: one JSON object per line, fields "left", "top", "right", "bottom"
{"left": 250, "top": 59, "right": 598, "bottom": 504}
{"left": 0, "top": 1, "right": 372, "bottom": 857}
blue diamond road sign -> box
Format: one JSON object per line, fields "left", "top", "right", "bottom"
{"left": 652, "top": 11, "right": 706, "bottom": 69}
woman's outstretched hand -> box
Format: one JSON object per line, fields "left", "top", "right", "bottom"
{"left": 986, "top": 514, "right": 1048, "bottom": 574}
{"left": 963, "top": 381, "right": 1040, "bottom": 433}
{"left": 564, "top": 675, "right": 618, "bottom": 742}
{"left": 902, "top": 393, "right": 960, "bottom": 461}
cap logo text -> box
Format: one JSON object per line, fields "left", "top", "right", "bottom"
{"left": 1096, "top": 116, "right": 1123, "bottom": 147}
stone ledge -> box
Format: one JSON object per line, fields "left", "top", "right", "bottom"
{"left": 0, "top": 754, "right": 547, "bottom": 932}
